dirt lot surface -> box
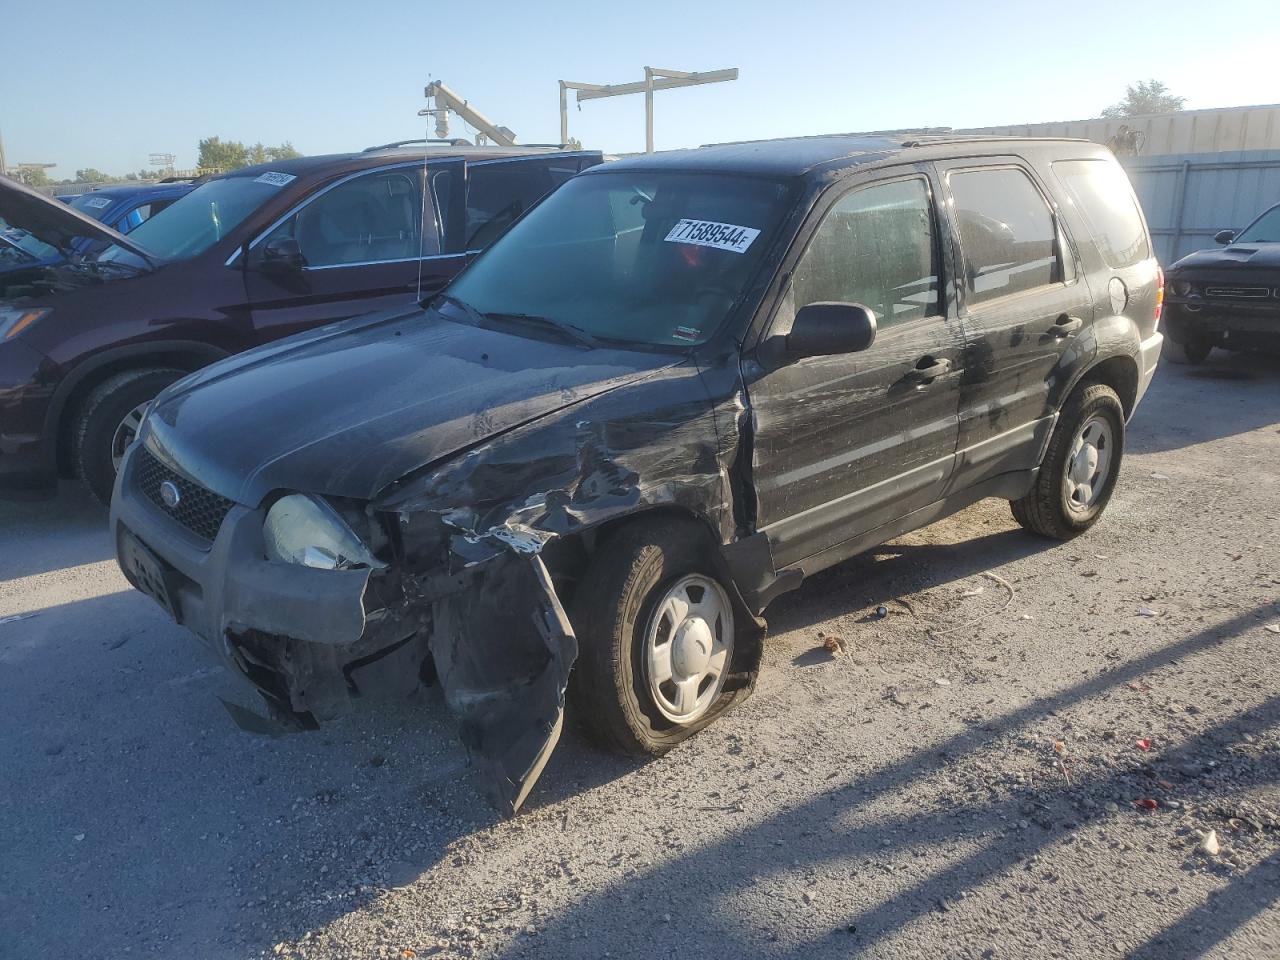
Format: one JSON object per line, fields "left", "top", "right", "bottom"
{"left": 3, "top": 352, "right": 1278, "bottom": 960}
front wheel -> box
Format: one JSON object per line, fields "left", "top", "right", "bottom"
{"left": 74, "top": 368, "right": 185, "bottom": 505}
{"left": 1162, "top": 331, "right": 1213, "bottom": 364}
{"left": 568, "top": 519, "right": 742, "bottom": 755}
{"left": 1011, "top": 383, "right": 1125, "bottom": 540}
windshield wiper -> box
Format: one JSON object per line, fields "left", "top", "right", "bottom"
{"left": 428, "top": 292, "right": 485, "bottom": 324}
{"left": 484, "top": 311, "right": 599, "bottom": 348}
{"left": 70, "top": 258, "right": 150, "bottom": 277}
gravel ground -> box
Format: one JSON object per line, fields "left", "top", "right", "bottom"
{"left": 2, "top": 351, "right": 1278, "bottom": 960}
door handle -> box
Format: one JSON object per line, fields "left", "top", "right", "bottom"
{"left": 1049, "top": 314, "right": 1083, "bottom": 337}
{"left": 903, "top": 356, "right": 952, "bottom": 385}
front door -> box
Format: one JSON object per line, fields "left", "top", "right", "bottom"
{"left": 243, "top": 160, "right": 465, "bottom": 344}
{"left": 746, "top": 170, "right": 966, "bottom": 569}
{"left": 936, "top": 160, "right": 1095, "bottom": 489}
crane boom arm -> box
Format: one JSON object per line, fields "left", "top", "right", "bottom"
{"left": 424, "top": 81, "right": 517, "bottom": 147}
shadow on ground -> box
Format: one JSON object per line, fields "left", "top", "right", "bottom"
{"left": 495, "top": 604, "right": 1280, "bottom": 959}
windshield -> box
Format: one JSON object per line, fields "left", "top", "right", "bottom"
{"left": 443, "top": 170, "right": 795, "bottom": 347}
{"left": 68, "top": 194, "right": 117, "bottom": 221}
{"left": 100, "top": 175, "right": 289, "bottom": 262}
{"left": 1236, "top": 205, "right": 1280, "bottom": 244}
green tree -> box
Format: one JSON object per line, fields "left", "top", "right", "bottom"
{"left": 12, "top": 166, "right": 51, "bottom": 187}
{"left": 198, "top": 135, "right": 249, "bottom": 172}
{"left": 75, "top": 168, "right": 112, "bottom": 183}
{"left": 1101, "top": 80, "right": 1187, "bottom": 119}
{"left": 199, "top": 136, "right": 301, "bottom": 171}
{"left": 265, "top": 141, "right": 301, "bottom": 162}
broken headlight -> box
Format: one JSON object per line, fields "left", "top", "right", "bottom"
{"left": 263, "top": 494, "right": 385, "bottom": 570}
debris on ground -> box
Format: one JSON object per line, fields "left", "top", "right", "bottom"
{"left": 0, "top": 612, "right": 38, "bottom": 626}
{"left": 1137, "top": 606, "right": 1159, "bottom": 618}
{"left": 1198, "top": 830, "right": 1221, "bottom": 857}
{"left": 821, "top": 633, "right": 846, "bottom": 656}
{"left": 1135, "top": 739, "right": 1153, "bottom": 751}
{"left": 1134, "top": 798, "right": 1159, "bottom": 811}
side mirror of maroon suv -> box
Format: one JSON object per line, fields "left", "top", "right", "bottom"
{"left": 0, "top": 145, "right": 603, "bottom": 502}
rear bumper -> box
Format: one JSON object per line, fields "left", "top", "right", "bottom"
{"left": 1134, "top": 330, "right": 1163, "bottom": 411}
{"left": 0, "top": 340, "right": 57, "bottom": 499}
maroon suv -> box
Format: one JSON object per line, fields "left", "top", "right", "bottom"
{"left": 0, "top": 144, "right": 602, "bottom": 501}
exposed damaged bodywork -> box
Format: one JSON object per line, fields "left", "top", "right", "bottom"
{"left": 112, "top": 329, "right": 766, "bottom": 813}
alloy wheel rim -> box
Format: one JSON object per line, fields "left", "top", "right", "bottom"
{"left": 110, "top": 402, "right": 150, "bottom": 473}
{"left": 644, "top": 573, "right": 734, "bottom": 724}
{"left": 1063, "top": 414, "right": 1113, "bottom": 512}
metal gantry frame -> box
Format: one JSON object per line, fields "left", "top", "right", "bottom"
{"left": 560, "top": 66, "right": 739, "bottom": 152}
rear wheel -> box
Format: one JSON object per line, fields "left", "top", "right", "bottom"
{"left": 1011, "top": 383, "right": 1125, "bottom": 540}
{"left": 74, "top": 368, "right": 184, "bottom": 505}
{"left": 568, "top": 518, "right": 741, "bottom": 755}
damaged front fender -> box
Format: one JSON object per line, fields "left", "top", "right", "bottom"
{"left": 429, "top": 549, "right": 577, "bottom": 814}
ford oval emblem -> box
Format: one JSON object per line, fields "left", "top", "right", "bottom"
{"left": 159, "top": 480, "right": 182, "bottom": 509}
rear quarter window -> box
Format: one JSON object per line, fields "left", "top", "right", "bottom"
{"left": 1052, "top": 159, "right": 1150, "bottom": 269}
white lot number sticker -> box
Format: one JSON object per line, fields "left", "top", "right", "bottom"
{"left": 664, "top": 219, "right": 760, "bottom": 254}
{"left": 254, "top": 171, "right": 296, "bottom": 187}
{"left": 85, "top": 196, "right": 112, "bottom": 209}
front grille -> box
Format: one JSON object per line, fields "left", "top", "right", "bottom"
{"left": 135, "top": 447, "right": 234, "bottom": 542}
{"left": 1204, "top": 285, "right": 1272, "bottom": 300}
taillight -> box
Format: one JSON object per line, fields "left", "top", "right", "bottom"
{"left": 1154, "top": 266, "right": 1164, "bottom": 329}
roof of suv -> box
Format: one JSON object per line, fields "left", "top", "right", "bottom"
{"left": 214, "top": 145, "right": 600, "bottom": 184}
{"left": 594, "top": 134, "right": 1099, "bottom": 179}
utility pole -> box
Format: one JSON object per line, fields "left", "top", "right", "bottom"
{"left": 559, "top": 66, "right": 738, "bottom": 152}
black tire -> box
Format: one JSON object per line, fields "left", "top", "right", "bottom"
{"left": 1011, "top": 383, "right": 1125, "bottom": 540}
{"left": 74, "top": 368, "right": 184, "bottom": 505}
{"left": 1161, "top": 331, "right": 1212, "bottom": 365}
{"left": 568, "top": 518, "right": 742, "bottom": 756}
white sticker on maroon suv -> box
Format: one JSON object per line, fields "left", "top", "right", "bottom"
{"left": 253, "top": 171, "right": 297, "bottom": 187}
{"left": 664, "top": 219, "right": 760, "bottom": 254}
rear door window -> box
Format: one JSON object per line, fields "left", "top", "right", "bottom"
{"left": 463, "top": 159, "right": 580, "bottom": 250}
{"left": 948, "top": 167, "right": 1063, "bottom": 304}
{"left": 793, "top": 176, "right": 941, "bottom": 328}
{"left": 1052, "top": 159, "right": 1150, "bottom": 268}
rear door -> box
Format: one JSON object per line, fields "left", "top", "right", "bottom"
{"left": 747, "top": 168, "right": 965, "bottom": 568}
{"left": 936, "top": 159, "right": 1094, "bottom": 491}
{"left": 243, "top": 160, "right": 463, "bottom": 343}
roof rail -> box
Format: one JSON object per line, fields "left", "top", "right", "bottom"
{"left": 362, "top": 138, "right": 473, "bottom": 152}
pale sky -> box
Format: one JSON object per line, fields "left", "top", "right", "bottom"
{"left": 6, "top": 0, "right": 1280, "bottom": 176}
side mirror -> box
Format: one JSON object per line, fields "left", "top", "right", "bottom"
{"left": 261, "top": 236, "right": 305, "bottom": 271}
{"left": 1213, "top": 229, "right": 1235, "bottom": 245}
{"left": 784, "top": 302, "right": 878, "bottom": 359}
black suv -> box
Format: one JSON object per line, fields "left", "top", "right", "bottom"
{"left": 0, "top": 144, "right": 602, "bottom": 501}
{"left": 111, "top": 135, "right": 1162, "bottom": 811}
{"left": 1163, "top": 201, "right": 1280, "bottom": 363}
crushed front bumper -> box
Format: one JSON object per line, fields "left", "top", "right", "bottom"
{"left": 110, "top": 442, "right": 577, "bottom": 814}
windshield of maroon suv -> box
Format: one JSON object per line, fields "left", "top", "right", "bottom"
{"left": 442, "top": 170, "right": 794, "bottom": 347}
{"left": 98, "top": 175, "right": 288, "bottom": 263}
{"left": 1236, "top": 205, "right": 1280, "bottom": 244}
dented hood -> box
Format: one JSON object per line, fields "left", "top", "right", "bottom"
{"left": 146, "top": 308, "right": 679, "bottom": 505}
{"left": 0, "top": 175, "right": 154, "bottom": 263}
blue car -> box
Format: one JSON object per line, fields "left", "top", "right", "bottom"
{"left": 0, "top": 180, "right": 196, "bottom": 273}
